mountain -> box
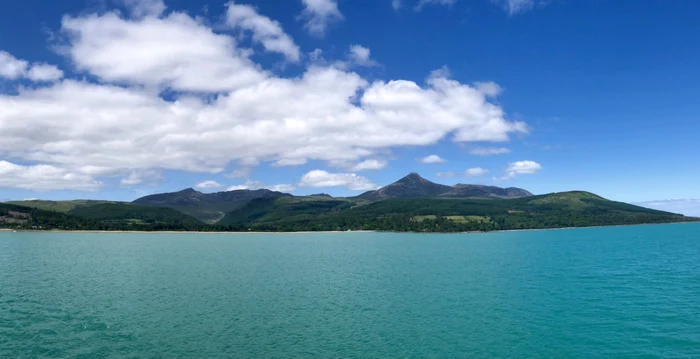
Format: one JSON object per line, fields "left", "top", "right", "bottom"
{"left": 132, "top": 188, "right": 292, "bottom": 223}
{"left": 357, "top": 173, "right": 454, "bottom": 200}
{"left": 357, "top": 173, "right": 531, "bottom": 200}
{"left": 216, "top": 191, "right": 697, "bottom": 232}
{"left": 440, "top": 184, "right": 533, "bottom": 199}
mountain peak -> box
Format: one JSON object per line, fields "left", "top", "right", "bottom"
{"left": 358, "top": 173, "right": 452, "bottom": 200}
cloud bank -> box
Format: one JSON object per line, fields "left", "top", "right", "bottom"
{"left": 0, "top": 1, "right": 528, "bottom": 192}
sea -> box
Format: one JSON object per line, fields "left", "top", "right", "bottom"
{"left": 1, "top": 223, "right": 699, "bottom": 358}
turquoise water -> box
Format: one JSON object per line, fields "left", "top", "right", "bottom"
{"left": 1, "top": 223, "right": 700, "bottom": 358}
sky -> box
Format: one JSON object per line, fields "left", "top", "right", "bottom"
{"left": 0, "top": 0, "right": 699, "bottom": 216}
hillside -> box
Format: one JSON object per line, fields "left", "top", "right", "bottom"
{"left": 357, "top": 173, "right": 532, "bottom": 200}
{"left": 5, "top": 200, "right": 122, "bottom": 213}
{"left": 216, "top": 191, "right": 697, "bottom": 232}
{"left": 132, "top": 188, "right": 292, "bottom": 223}
{"left": 218, "top": 196, "right": 353, "bottom": 226}
{"left": 1, "top": 203, "right": 96, "bottom": 230}
{"left": 68, "top": 203, "right": 204, "bottom": 230}
{"left": 0, "top": 202, "right": 207, "bottom": 231}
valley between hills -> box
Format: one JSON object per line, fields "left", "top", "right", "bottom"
{"left": 2, "top": 173, "right": 697, "bottom": 233}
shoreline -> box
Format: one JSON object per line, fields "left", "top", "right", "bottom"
{"left": 2, "top": 221, "right": 697, "bottom": 235}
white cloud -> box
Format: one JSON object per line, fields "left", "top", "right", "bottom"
{"left": 496, "top": 160, "right": 541, "bottom": 180}
{"left": 465, "top": 167, "right": 489, "bottom": 177}
{"left": 27, "top": 64, "right": 64, "bottom": 82}
{"left": 61, "top": 12, "right": 266, "bottom": 92}
{"left": 492, "top": 0, "right": 537, "bottom": 15}
{"left": 299, "top": 170, "right": 377, "bottom": 190}
{"left": 121, "top": 0, "right": 166, "bottom": 18}
{"left": 635, "top": 199, "right": 700, "bottom": 217}
{"left": 0, "top": 6, "right": 528, "bottom": 192}
{"left": 120, "top": 170, "right": 161, "bottom": 186}
{"left": 392, "top": 0, "right": 402, "bottom": 10}
{"left": 226, "top": 2, "right": 301, "bottom": 62}
{"left": 475, "top": 81, "right": 502, "bottom": 97}
{"left": 268, "top": 184, "right": 296, "bottom": 192}
{"left": 300, "top": 0, "right": 343, "bottom": 36}
{"left": 0, "top": 51, "right": 63, "bottom": 82}
{"left": 272, "top": 158, "right": 308, "bottom": 167}
{"left": 351, "top": 159, "right": 387, "bottom": 171}
{"left": 195, "top": 180, "right": 223, "bottom": 189}
{"left": 348, "top": 45, "right": 376, "bottom": 67}
{"left": 415, "top": 0, "right": 457, "bottom": 11}
{"left": 420, "top": 155, "right": 446, "bottom": 164}
{"left": 468, "top": 147, "right": 510, "bottom": 156}
{"left": 226, "top": 179, "right": 295, "bottom": 192}
{"left": 0, "top": 51, "right": 28, "bottom": 79}
{"left": 0, "top": 160, "right": 102, "bottom": 191}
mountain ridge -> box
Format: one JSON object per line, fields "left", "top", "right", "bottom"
{"left": 357, "top": 173, "right": 532, "bottom": 201}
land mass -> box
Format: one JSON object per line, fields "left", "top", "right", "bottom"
{"left": 3, "top": 173, "right": 698, "bottom": 233}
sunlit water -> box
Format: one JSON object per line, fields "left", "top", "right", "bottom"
{"left": 1, "top": 223, "right": 700, "bottom": 358}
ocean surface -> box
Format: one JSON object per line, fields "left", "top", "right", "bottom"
{"left": 1, "top": 223, "right": 699, "bottom": 358}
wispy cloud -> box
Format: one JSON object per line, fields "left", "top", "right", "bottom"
{"left": 495, "top": 160, "right": 542, "bottom": 180}
{"left": 300, "top": 0, "right": 344, "bottom": 36}
{"left": 492, "top": 0, "right": 542, "bottom": 15}
{"left": 634, "top": 199, "right": 700, "bottom": 217}
{"left": 437, "top": 167, "right": 490, "bottom": 178}
{"left": 420, "top": 155, "right": 446, "bottom": 164}
{"left": 468, "top": 147, "right": 511, "bottom": 156}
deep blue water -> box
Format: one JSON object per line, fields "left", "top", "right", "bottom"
{"left": 1, "top": 223, "right": 700, "bottom": 358}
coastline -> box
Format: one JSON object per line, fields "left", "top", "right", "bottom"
{"left": 2, "top": 221, "right": 696, "bottom": 235}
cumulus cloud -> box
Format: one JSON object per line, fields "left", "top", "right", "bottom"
{"left": 465, "top": 167, "right": 489, "bottom": 177}
{"left": 299, "top": 170, "right": 377, "bottom": 190}
{"left": 0, "top": 4, "right": 528, "bottom": 192}
{"left": 27, "top": 64, "right": 64, "bottom": 82}
{"left": 226, "top": 179, "right": 295, "bottom": 192}
{"left": 0, "top": 160, "right": 101, "bottom": 191}
{"left": 348, "top": 45, "right": 376, "bottom": 67}
{"left": 496, "top": 160, "right": 542, "bottom": 180}
{"left": 635, "top": 199, "right": 700, "bottom": 217}
{"left": 0, "top": 51, "right": 62, "bottom": 82}
{"left": 420, "top": 155, "right": 446, "bottom": 164}
{"left": 121, "top": 0, "right": 166, "bottom": 18}
{"left": 475, "top": 81, "right": 502, "bottom": 97}
{"left": 0, "top": 51, "right": 28, "bottom": 79}
{"left": 468, "top": 147, "right": 511, "bottom": 156}
{"left": 61, "top": 12, "right": 266, "bottom": 92}
{"left": 195, "top": 180, "right": 223, "bottom": 189}
{"left": 351, "top": 159, "right": 387, "bottom": 171}
{"left": 226, "top": 1, "right": 301, "bottom": 62}
{"left": 300, "top": 0, "right": 343, "bottom": 36}
{"left": 120, "top": 170, "right": 161, "bottom": 186}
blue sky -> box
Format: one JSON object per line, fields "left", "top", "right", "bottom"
{"left": 0, "top": 0, "right": 699, "bottom": 215}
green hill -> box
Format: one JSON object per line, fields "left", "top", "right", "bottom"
{"left": 6, "top": 200, "right": 122, "bottom": 213}
{"left": 132, "top": 188, "right": 292, "bottom": 223}
{"left": 1, "top": 202, "right": 206, "bottom": 231}
{"left": 218, "top": 196, "right": 354, "bottom": 226}
{"left": 215, "top": 191, "right": 697, "bottom": 232}
{"left": 1, "top": 203, "right": 96, "bottom": 230}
